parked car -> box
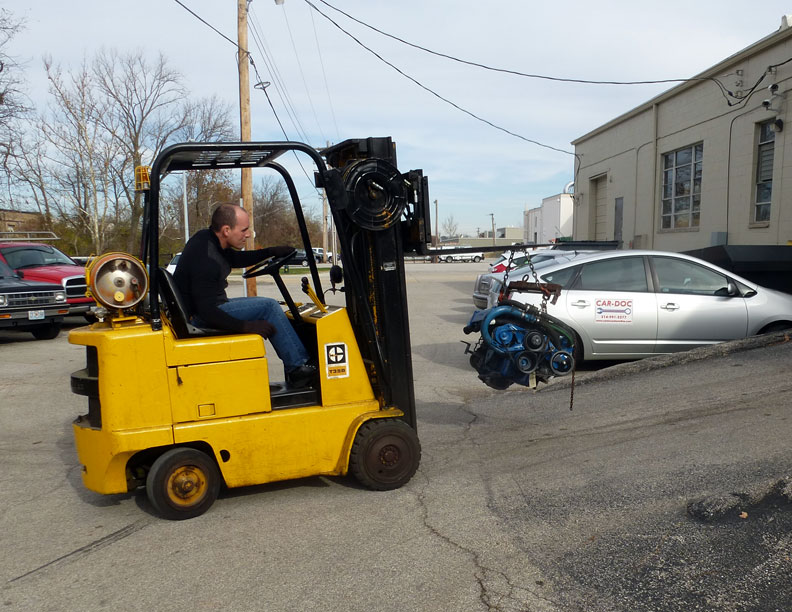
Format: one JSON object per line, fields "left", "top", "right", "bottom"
{"left": 0, "top": 259, "right": 69, "bottom": 340}
{"left": 311, "top": 247, "right": 336, "bottom": 263}
{"left": 0, "top": 242, "right": 95, "bottom": 318}
{"left": 166, "top": 252, "right": 181, "bottom": 274}
{"left": 489, "top": 250, "right": 530, "bottom": 272}
{"left": 285, "top": 249, "right": 310, "bottom": 267}
{"left": 472, "top": 250, "right": 596, "bottom": 309}
{"left": 499, "top": 250, "right": 792, "bottom": 361}
{"left": 437, "top": 247, "right": 483, "bottom": 263}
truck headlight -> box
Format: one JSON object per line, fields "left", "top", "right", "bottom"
{"left": 55, "top": 291, "right": 67, "bottom": 303}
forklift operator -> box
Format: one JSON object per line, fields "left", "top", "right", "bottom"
{"left": 174, "top": 203, "right": 317, "bottom": 388}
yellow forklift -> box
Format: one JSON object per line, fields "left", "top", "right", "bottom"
{"left": 69, "top": 138, "right": 431, "bottom": 519}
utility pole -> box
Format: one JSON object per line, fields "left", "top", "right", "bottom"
{"left": 322, "top": 140, "right": 329, "bottom": 263}
{"left": 322, "top": 190, "right": 329, "bottom": 263}
{"left": 433, "top": 199, "right": 439, "bottom": 263}
{"left": 490, "top": 213, "right": 496, "bottom": 246}
{"left": 182, "top": 171, "right": 189, "bottom": 244}
{"left": 434, "top": 199, "right": 439, "bottom": 246}
{"left": 238, "top": 0, "right": 256, "bottom": 296}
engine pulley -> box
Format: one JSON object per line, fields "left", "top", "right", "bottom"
{"left": 463, "top": 301, "right": 576, "bottom": 390}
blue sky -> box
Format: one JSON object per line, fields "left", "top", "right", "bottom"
{"left": 10, "top": 1, "right": 792, "bottom": 234}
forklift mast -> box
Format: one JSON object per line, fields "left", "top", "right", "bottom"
{"left": 320, "top": 137, "right": 431, "bottom": 429}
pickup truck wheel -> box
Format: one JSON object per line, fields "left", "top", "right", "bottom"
{"left": 146, "top": 448, "right": 221, "bottom": 520}
{"left": 350, "top": 419, "right": 421, "bottom": 491}
{"left": 30, "top": 323, "right": 61, "bottom": 340}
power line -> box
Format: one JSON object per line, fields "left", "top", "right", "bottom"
{"left": 309, "top": 6, "right": 340, "bottom": 140}
{"left": 171, "top": 0, "right": 319, "bottom": 190}
{"left": 305, "top": 0, "right": 575, "bottom": 158}
{"left": 280, "top": 3, "right": 328, "bottom": 143}
{"left": 248, "top": 7, "right": 312, "bottom": 142}
{"left": 306, "top": 0, "right": 737, "bottom": 97}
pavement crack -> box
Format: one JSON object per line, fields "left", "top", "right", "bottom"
{"left": 7, "top": 519, "right": 150, "bottom": 584}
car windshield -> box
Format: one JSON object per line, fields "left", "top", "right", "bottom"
{"left": 0, "top": 245, "right": 75, "bottom": 269}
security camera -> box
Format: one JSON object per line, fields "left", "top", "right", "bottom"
{"left": 763, "top": 99, "right": 772, "bottom": 108}
{"left": 769, "top": 83, "right": 779, "bottom": 93}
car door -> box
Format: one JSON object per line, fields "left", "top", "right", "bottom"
{"left": 651, "top": 256, "right": 748, "bottom": 352}
{"left": 562, "top": 256, "right": 657, "bottom": 358}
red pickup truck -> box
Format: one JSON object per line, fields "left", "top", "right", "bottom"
{"left": 0, "top": 242, "right": 95, "bottom": 318}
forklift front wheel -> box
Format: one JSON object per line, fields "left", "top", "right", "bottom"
{"left": 350, "top": 419, "right": 421, "bottom": 491}
{"left": 146, "top": 448, "right": 221, "bottom": 520}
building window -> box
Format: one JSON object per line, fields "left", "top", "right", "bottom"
{"left": 754, "top": 121, "right": 775, "bottom": 223}
{"left": 661, "top": 143, "right": 703, "bottom": 229}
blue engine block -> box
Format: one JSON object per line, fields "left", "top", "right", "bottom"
{"left": 463, "top": 303, "right": 576, "bottom": 390}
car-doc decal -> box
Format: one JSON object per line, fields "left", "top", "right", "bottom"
{"left": 595, "top": 298, "right": 633, "bottom": 323}
{"left": 325, "top": 342, "right": 350, "bottom": 379}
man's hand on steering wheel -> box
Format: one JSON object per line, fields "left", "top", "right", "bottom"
{"left": 242, "top": 248, "right": 296, "bottom": 278}
{"left": 268, "top": 245, "right": 294, "bottom": 258}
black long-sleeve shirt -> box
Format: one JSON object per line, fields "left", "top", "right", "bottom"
{"left": 173, "top": 228, "right": 276, "bottom": 332}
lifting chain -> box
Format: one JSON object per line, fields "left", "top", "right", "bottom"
{"left": 497, "top": 248, "right": 576, "bottom": 410}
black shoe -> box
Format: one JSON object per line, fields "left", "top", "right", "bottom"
{"left": 286, "top": 364, "right": 317, "bottom": 389}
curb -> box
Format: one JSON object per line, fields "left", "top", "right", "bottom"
{"left": 546, "top": 329, "right": 792, "bottom": 391}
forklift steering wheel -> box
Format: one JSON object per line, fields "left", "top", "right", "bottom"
{"left": 242, "top": 250, "right": 296, "bottom": 278}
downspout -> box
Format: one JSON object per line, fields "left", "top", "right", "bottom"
{"left": 650, "top": 103, "right": 658, "bottom": 249}
{"left": 727, "top": 105, "right": 761, "bottom": 246}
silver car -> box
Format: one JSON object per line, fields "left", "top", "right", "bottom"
{"left": 472, "top": 250, "right": 595, "bottom": 309}
{"left": 500, "top": 250, "right": 792, "bottom": 361}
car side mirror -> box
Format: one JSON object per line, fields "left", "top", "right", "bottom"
{"left": 16, "top": 269, "right": 23, "bottom": 278}
{"left": 715, "top": 282, "right": 739, "bottom": 297}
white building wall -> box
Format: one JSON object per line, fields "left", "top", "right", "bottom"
{"left": 572, "top": 19, "right": 792, "bottom": 250}
{"left": 524, "top": 193, "right": 573, "bottom": 244}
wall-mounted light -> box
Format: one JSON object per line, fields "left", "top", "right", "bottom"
{"left": 772, "top": 118, "right": 784, "bottom": 133}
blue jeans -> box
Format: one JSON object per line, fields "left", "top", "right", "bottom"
{"left": 195, "top": 297, "right": 309, "bottom": 371}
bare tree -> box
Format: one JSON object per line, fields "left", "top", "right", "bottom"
{"left": 0, "top": 9, "right": 32, "bottom": 203}
{"left": 40, "top": 57, "right": 120, "bottom": 252}
{"left": 8, "top": 131, "right": 55, "bottom": 228}
{"left": 442, "top": 214, "right": 459, "bottom": 239}
{"left": 93, "top": 49, "right": 191, "bottom": 251}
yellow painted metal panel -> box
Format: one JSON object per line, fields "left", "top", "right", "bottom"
{"left": 168, "top": 357, "right": 272, "bottom": 423}
{"left": 70, "top": 321, "right": 172, "bottom": 432}
{"left": 72, "top": 421, "right": 173, "bottom": 494}
{"left": 312, "top": 309, "right": 377, "bottom": 406}
{"left": 173, "top": 401, "right": 381, "bottom": 487}
{"left": 161, "top": 323, "right": 266, "bottom": 367}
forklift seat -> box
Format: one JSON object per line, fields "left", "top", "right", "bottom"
{"left": 157, "top": 267, "right": 227, "bottom": 339}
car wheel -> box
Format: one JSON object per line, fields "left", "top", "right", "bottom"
{"left": 445, "top": 256, "right": 454, "bottom": 263}
{"left": 301, "top": 260, "right": 308, "bottom": 267}
{"left": 146, "top": 448, "right": 221, "bottom": 520}
{"left": 30, "top": 323, "right": 61, "bottom": 340}
{"left": 349, "top": 419, "right": 421, "bottom": 491}
{"left": 473, "top": 256, "right": 482, "bottom": 263}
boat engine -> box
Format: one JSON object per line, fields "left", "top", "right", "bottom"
{"left": 463, "top": 300, "right": 576, "bottom": 390}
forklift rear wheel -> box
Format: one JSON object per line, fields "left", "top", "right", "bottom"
{"left": 146, "top": 448, "right": 221, "bottom": 520}
{"left": 349, "top": 419, "right": 421, "bottom": 491}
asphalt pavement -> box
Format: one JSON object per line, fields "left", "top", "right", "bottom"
{"left": 1, "top": 262, "right": 790, "bottom": 611}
